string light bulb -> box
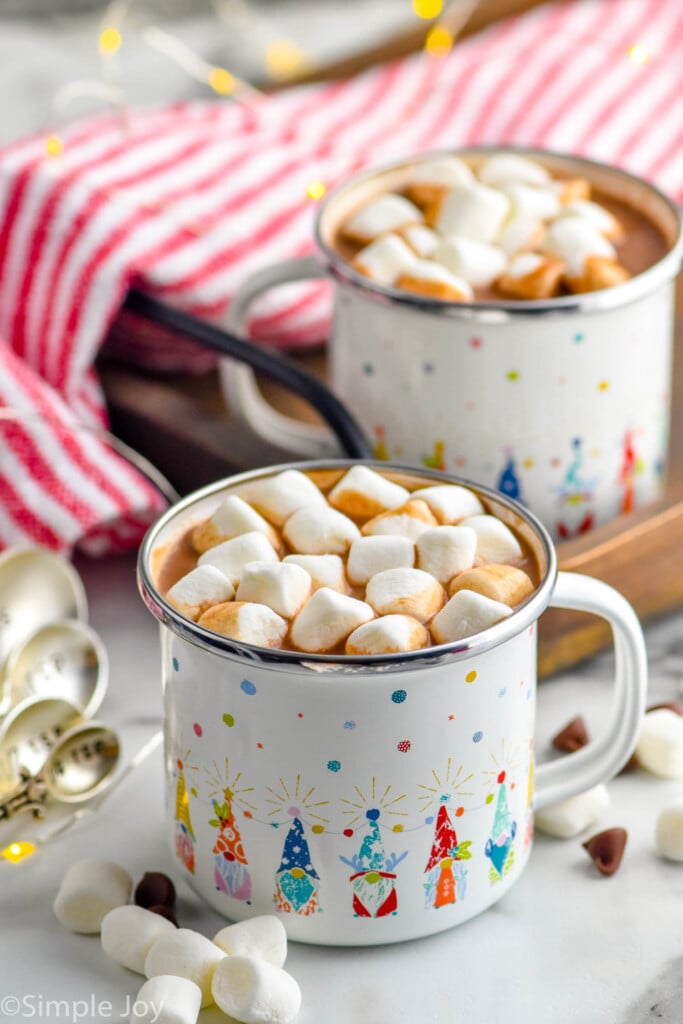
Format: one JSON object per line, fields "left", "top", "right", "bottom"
{"left": 264, "top": 39, "right": 310, "bottom": 80}
{"left": 209, "top": 67, "right": 235, "bottom": 96}
{"left": 413, "top": 0, "right": 444, "bottom": 19}
{"left": 306, "top": 179, "right": 327, "bottom": 200}
{"left": 45, "top": 134, "right": 64, "bottom": 158}
{"left": 1, "top": 842, "right": 36, "bottom": 864}
{"left": 425, "top": 25, "right": 454, "bottom": 57}
{"left": 628, "top": 43, "right": 651, "bottom": 64}
{"left": 99, "top": 27, "right": 123, "bottom": 55}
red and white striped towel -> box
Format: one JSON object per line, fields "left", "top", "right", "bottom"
{"left": 0, "top": 0, "right": 681, "bottom": 555}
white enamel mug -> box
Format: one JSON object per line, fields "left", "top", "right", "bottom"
{"left": 222, "top": 148, "right": 683, "bottom": 542}
{"left": 138, "top": 461, "right": 647, "bottom": 946}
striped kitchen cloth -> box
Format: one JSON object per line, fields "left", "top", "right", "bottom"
{"left": 0, "top": 0, "right": 681, "bottom": 554}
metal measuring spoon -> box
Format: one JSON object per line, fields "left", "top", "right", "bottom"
{"left": 0, "top": 697, "right": 82, "bottom": 792}
{"left": 0, "top": 721, "right": 120, "bottom": 822}
{"left": 0, "top": 547, "right": 88, "bottom": 675}
{"left": 0, "top": 620, "right": 108, "bottom": 720}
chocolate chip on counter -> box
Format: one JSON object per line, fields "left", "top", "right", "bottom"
{"left": 647, "top": 701, "right": 683, "bottom": 717}
{"left": 582, "top": 827, "right": 628, "bottom": 876}
{"left": 552, "top": 715, "right": 589, "bottom": 753}
{"left": 134, "top": 871, "right": 176, "bottom": 911}
{"left": 147, "top": 903, "right": 179, "bottom": 927}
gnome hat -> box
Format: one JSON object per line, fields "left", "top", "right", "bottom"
{"left": 358, "top": 816, "right": 387, "bottom": 872}
{"left": 491, "top": 783, "right": 513, "bottom": 841}
{"left": 425, "top": 803, "right": 458, "bottom": 872}
{"left": 175, "top": 766, "right": 195, "bottom": 840}
{"left": 277, "top": 816, "right": 319, "bottom": 879}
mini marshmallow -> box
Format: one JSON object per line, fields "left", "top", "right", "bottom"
{"left": 240, "top": 470, "right": 327, "bottom": 527}
{"left": 396, "top": 260, "right": 473, "bottom": 302}
{"left": 434, "top": 237, "right": 508, "bottom": 288}
{"left": 556, "top": 199, "right": 624, "bottom": 241}
{"left": 102, "top": 905, "right": 176, "bottom": 974}
{"left": 497, "top": 253, "right": 565, "bottom": 300}
{"left": 410, "top": 484, "right": 484, "bottom": 524}
{"left": 478, "top": 153, "right": 550, "bottom": 187}
{"left": 362, "top": 499, "right": 438, "bottom": 541}
{"left": 191, "top": 495, "right": 282, "bottom": 554}
{"left": 212, "top": 955, "right": 302, "bottom": 1024}
{"left": 328, "top": 465, "right": 409, "bottom": 519}
{"left": 436, "top": 182, "right": 510, "bottom": 243}
{"left": 542, "top": 216, "right": 616, "bottom": 276}
{"left": 459, "top": 514, "right": 523, "bottom": 563}
{"left": 290, "top": 587, "right": 374, "bottom": 653}
{"left": 283, "top": 554, "right": 348, "bottom": 593}
{"left": 130, "top": 976, "right": 202, "bottom": 1024}
{"left": 416, "top": 526, "right": 477, "bottom": 583}
{"left": 400, "top": 223, "right": 440, "bottom": 258}
{"left": 655, "top": 800, "right": 683, "bottom": 862}
{"left": 430, "top": 589, "right": 512, "bottom": 644}
{"left": 365, "top": 568, "right": 445, "bottom": 623}
{"left": 352, "top": 233, "right": 417, "bottom": 286}
{"left": 236, "top": 562, "right": 312, "bottom": 619}
{"left": 501, "top": 182, "right": 561, "bottom": 221}
{"left": 534, "top": 784, "right": 610, "bottom": 839}
{"left": 564, "top": 254, "right": 630, "bottom": 294}
{"left": 341, "top": 193, "right": 422, "bottom": 243}
{"left": 496, "top": 216, "right": 545, "bottom": 257}
{"left": 145, "top": 928, "right": 225, "bottom": 1009}
{"left": 198, "top": 532, "right": 279, "bottom": 587}
{"left": 448, "top": 564, "right": 534, "bottom": 606}
{"left": 635, "top": 709, "right": 683, "bottom": 779}
{"left": 347, "top": 535, "right": 415, "bottom": 586}
{"left": 166, "top": 565, "right": 235, "bottom": 621}
{"left": 410, "top": 156, "right": 474, "bottom": 188}
{"left": 346, "top": 614, "right": 429, "bottom": 655}
{"left": 53, "top": 858, "right": 132, "bottom": 934}
{"left": 213, "top": 916, "right": 287, "bottom": 968}
{"left": 198, "top": 602, "right": 288, "bottom": 649}
{"left": 283, "top": 505, "right": 360, "bottom": 555}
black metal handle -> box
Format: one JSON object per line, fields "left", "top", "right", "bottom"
{"left": 124, "top": 289, "right": 373, "bottom": 460}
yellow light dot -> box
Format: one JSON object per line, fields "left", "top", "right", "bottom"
{"left": 265, "top": 39, "right": 309, "bottom": 80}
{"left": 507, "top": 370, "right": 520, "bottom": 382}
{"left": 392, "top": 823, "right": 404, "bottom": 832}
{"left": 425, "top": 25, "right": 453, "bottom": 57}
{"left": 45, "top": 135, "right": 63, "bottom": 158}
{"left": 306, "top": 179, "right": 327, "bottom": 201}
{"left": 466, "top": 670, "right": 477, "bottom": 683}
{"left": 99, "top": 27, "right": 122, "bottom": 55}
{"left": 413, "top": 0, "right": 443, "bottom": 18}
{"left": 598, "top": 380, "right": 610, "bottom": 391}
{"left": 209, "top": 67, "right": 235, "bottom": 96}
{"left": 311, "top": 824, "right": 325, "bottom": 834}
{"left": 2, "top": 841, "right": 36, "bottom": 864}
{"left": 628, "top": 43, "right": 650, "bottom": 64}
{"left": 522, "top": 458, "right": 534, "bottom": 469}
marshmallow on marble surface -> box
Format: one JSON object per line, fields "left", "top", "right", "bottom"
{"left": 130, "top": 975, "right": 202, "bottom": 1024}
{"left": 416, "top": 526, "right": 477, "bottom": 583}
{"left": 341, "top": 193, "right": 422, "bottom": 244}
{"left": 430, "top": 589, "right": 512, "bottom": 644}
{"left": 496, "top": 216, "right": 546, "bottom": 257}
{"left": 166, "top": 565, "right": 235, "bottom": 621}
{"left": 290, "top": 587, "right": 374, "bottom": 653}
{"left": 212, "top": 955, "right": 302, "bottom": 1024}
{"left": 434, "top": 236, "right": 507, "bottom": 288}
{"left": 365, "top": 567, "right": 445, "bottom": 623}
{"left": 328, "top": 465, "right": 409, "bottom": 519}
{"left": 362, "top": 499, "right": 438, "bottom": 541}
{"left": 478, "top": 153, "right": 550, "bottom": 188}
{"left": 655, "top": 800, "right": 683, "bottom": 862}
{"left": 542, "top": 216, "right": 616, "bottom": 276}
{"left": 345, "top": 614, "right": 428, "bottom": 655}
{"left": 198, "top": 532, "right": 279, "bottom": 587}
{"left": 213, "top": 916, "right": 287, "bottom": 969}
{"left": 436, "top": 182, "right": 510, "bottom": 243}
{"left": 191, "top": 495, "right": 282, "bottom": 555}
{"left": 283, "top": 554, "right": 348, "bottom": 594}
{"left": 410, "top": 484, "right": 484, "bottom": 524}
{"left": 283, "top": 505, "right": 360, "bottom": 556}
{"left": 145, "top": 929, "right": 225, "bottom": 1009}
{"left": 102, "top": 905, "right": 176, "bottom": 975}
{"left": 352, "top": 233, "right": 417, "bottom": 286}
{"left": 564, "top": 254, "right": 630, "bottom": 294}
{"left": 239, "top": 470, "right": 327, "bottom": 527}
{"left": 236, "top": 562, "right": 312, "bottom": 619}
{"left": 448, "top": 563, "right": 534, "bottom": 606}
{"left": 347, "top": 535, "right": 415, "bottom": 586}
{"left": 534, "top": 784, "right": 609, "bottom": 839}
{"left": 501, "top": 182, "right": 560, "bottom": 221}
{"left": 198, "top": 602, "right": 288, "bottom": 649}
{"left": 635, "top": 709, "right": 683, "bottom": 779}
{"left": 396, "top": 260, "right": 473, "bottom": 301}
{"left": 400, "top": 223, "right": 440, "bottom": 258}
{"left": 497, "top": 252, "right": 565, "bottom": 300}
{"left": 459, "top": 514, "right": 522, "bottom": 563}
{"left": 53, "top": 858, "right": 132, "bottom": 934}
{"left": 556, "top": 199, "right": 624, "bottom": 241}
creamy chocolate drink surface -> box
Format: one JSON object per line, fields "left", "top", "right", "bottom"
{"left": 154, "top": 466, "right": 541, "bottom": 656}
{"left": 329, "top": 152, "right": 668, "bottom": 302}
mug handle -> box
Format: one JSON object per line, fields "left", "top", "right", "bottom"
{"left": 534, "top": 571, "right": 647, "bottom": 810}
{"left": 222, "top": 255, "right": 341, "bottom": 459}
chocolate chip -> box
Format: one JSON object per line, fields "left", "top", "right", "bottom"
{"left": 582, "top": 827, "right": 628, "bottom": 876}
{"left": 147, "top": 903, "right": 178, "bottom": 927}
{"left": 647, "top": 701, "right": 683, "bottom": 716}
{"left": 552, "top": 715, "right": 589, "bottom": 753}
{"left": 134, "top": 871, "right": 176, "bottom": 911}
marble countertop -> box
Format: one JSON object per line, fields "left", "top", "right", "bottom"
{"left": 0, "top": 551, "right": 682, "bottom": 1024}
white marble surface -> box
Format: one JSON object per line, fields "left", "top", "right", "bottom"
{"left": 0, "top": 551, "right": 682, "bottom": 1024}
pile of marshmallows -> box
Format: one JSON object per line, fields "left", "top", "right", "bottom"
{"left": 165, "top": 466, "right": 534, "bottom": 654}
{"left": 341, "top": 152, "right": 630, "bottom": 301}
{"left": 53, "top": 860, "right": 300, "bottom": 1024}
